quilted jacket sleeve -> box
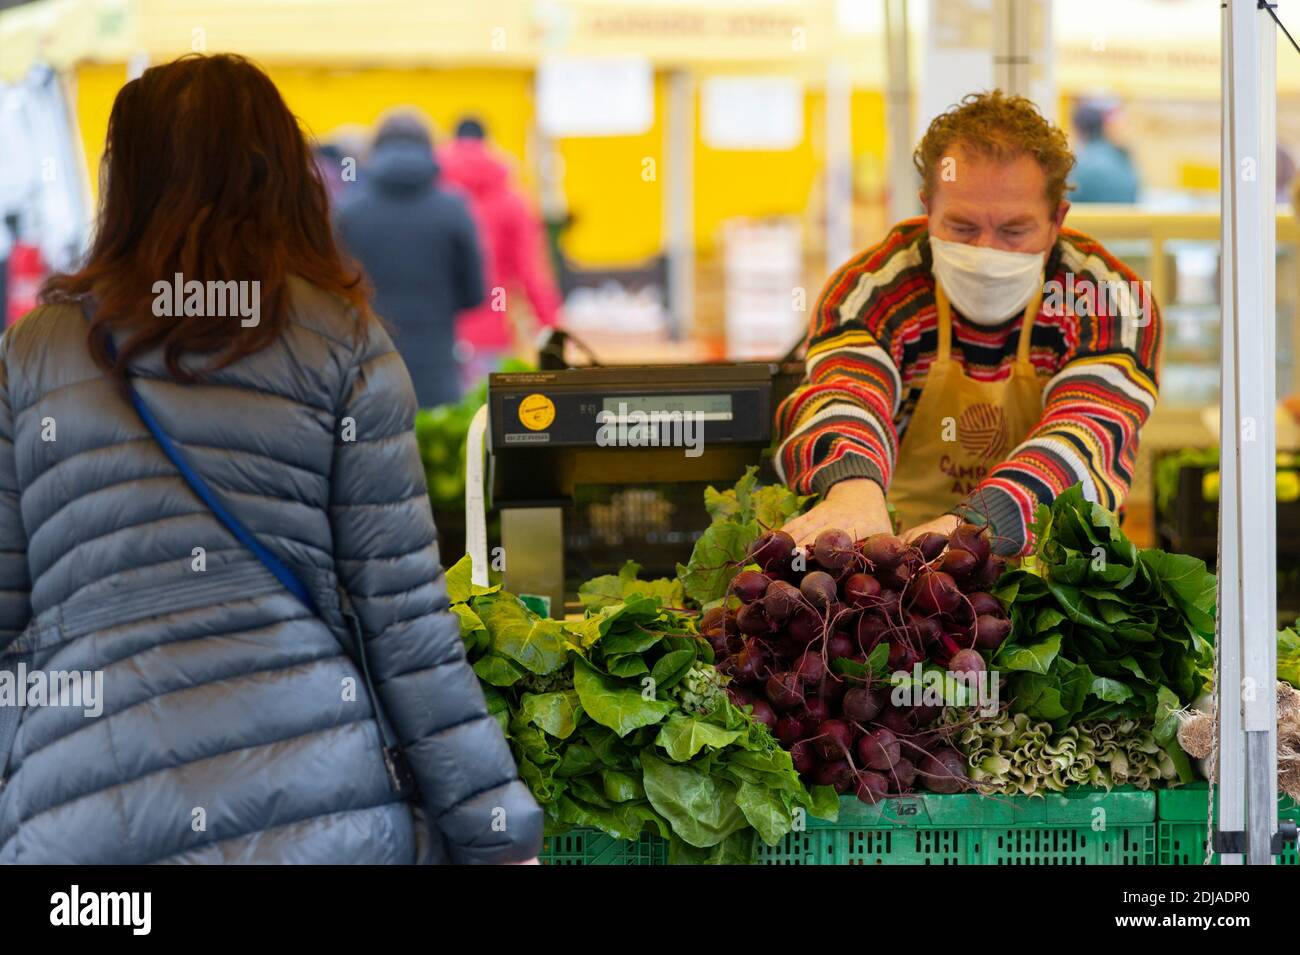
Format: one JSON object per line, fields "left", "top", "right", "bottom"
{"left": 328, "top": 320, "right": 542, "bottom": 864}
{"left": 0, "top": 341, "right": 32, "bottom": 654}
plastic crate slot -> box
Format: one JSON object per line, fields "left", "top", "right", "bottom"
{"left": 914, "top": 828, "right": 961, "bottom": 864}
{"left": 846, "top": 828, "right": 892, "bottom": 863}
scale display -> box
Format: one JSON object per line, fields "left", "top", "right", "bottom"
{"left": 488, "top": 363, "right": 780, "bottom": 449}
{"left": 600, "top": 394, "right": 734, "bottom": 422}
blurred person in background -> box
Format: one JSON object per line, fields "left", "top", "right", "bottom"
{"left": 3, "top": 212, "right": 50, "bottom": 328}
{"left": 0, "top": 215, "right": 16, "bottom": 324}
{"left": 0, "top": 54, "right": 539, "bottom": 864}
{"left": 1069, "top": 100, "right": 1139, "bottom": 204}
{"left": 439, "top": 116, "right": 561, "bottom": 388}
{"left": 1278, "top": 145, "right": 1297, "bottom": 205}
{"left": 313, "top": 141, "right": 349, "bottom": 203}
{"left": 336, "top": 111, "right": 484, "bottom": 408}
{"left": 312, "top": 124, "right": 369, "bottom": 206}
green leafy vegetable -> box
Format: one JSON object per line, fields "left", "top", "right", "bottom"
{"left": 1280, "top": 628, "right": 1300, "bottom": 689}
{"left": 573, "top": 658, "right": 675, "bottom": 736}
{"left": 446, "top": 528, "right": 833, "bottom": 863}
{"left": 640, "top": 753, "right": 751, "bottom": 848}
{"left": 475, "top": 593, "right": 569, "bottom": 675}
{"left": 655, "top": 715, "right": 746, "bottom": 761}
{"left": 578, "top": 560, "right": 684, "bottom": 611}
{"left": 414, "top": 358, "right": 533, "bottom": 510}
{"left": 677, "top": 520, "right": 760, "bottom": 607}
{"left": 998, "top": 485, "right": 1215, "bottom": 736}
{"left": 678, "top": 466, "right": 812, "bottom": 606}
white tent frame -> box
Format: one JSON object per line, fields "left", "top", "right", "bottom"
{"left": 1216, "top": 0, "right": 1281, "bottom": 866}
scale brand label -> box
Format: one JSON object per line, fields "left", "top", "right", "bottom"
{"left": 504, "top": 432, "right": 550, "bottom": 444}
{"left": 518, "top": 393, "right": 556, "bottom": 431}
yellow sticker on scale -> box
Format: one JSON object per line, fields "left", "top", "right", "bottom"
{"left": 518, "top": 393, "right": 556, "bottom": 431}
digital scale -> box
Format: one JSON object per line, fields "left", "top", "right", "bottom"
{"left": 480, "top": 362, "right": 801, "bottom": 616}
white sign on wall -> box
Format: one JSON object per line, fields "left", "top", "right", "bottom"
{"left": 724, "top": 217, "right": 805, "bottom": 360}
{"left": 919, "top": 0, "right": 1055, "bottom": 132}
{"left": 701, "top": 76, "right": 804, "bottom": 151}
{"left": 536, "top": 56, "right": 654, "bottom": 137}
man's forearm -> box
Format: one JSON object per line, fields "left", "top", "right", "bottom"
{"left": 775, "top": 380, "right": 898, "bottom": 496}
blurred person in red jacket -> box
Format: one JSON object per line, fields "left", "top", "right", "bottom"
{"left": 439, "top": 117, "right": 561, "bottom": 387}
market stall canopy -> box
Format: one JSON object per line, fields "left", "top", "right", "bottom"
{"left": 4, "top": 0, "right": 1300, "bottom": 92}
{"left": 0, "top": 0, "right": 135, "bottom": 82}
{"left": 0, "top": 0, "right": 846, "bottom": 81}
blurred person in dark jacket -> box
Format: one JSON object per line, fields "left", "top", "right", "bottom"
{"left": 439, "top": 117, "right": 561, "bottom": 388}
{"left": 336, "top": 112, "right": 484, "bottom": 407}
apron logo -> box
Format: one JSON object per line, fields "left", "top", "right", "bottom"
{"left": 958, "top": 403, "right": 1008, "bottom": 461}
{"left": 939, "top": 454, "right": 989, "bottom": 494}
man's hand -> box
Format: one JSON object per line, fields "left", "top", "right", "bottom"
{"left": 781, "top": 478, "right": 893, "bottom": 548}
{"left": 900, "top": 514, "right": 962, "bottom": 545}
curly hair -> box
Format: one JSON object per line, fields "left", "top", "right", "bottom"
{"left": 914, "top": 90, "right": 1076, "bottom": 207}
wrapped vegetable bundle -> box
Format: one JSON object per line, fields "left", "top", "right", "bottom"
{"left": 951, "top": 710, "right": 1179, "bottom": 794}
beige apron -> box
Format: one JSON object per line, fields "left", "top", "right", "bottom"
{"left": 887, "top": 282, "right": 1046, "bottom": 530}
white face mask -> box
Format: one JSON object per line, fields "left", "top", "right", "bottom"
{"left": 929, "top": 235, "right": 1046, "bottom": 325}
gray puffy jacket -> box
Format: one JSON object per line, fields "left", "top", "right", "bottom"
{"left": 0, "top": 277, "right": 542, "bottom": 863}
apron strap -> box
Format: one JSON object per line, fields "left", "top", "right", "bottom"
{"left": 933, "top": 280, "right": 1043, "bottom": 365}
{"left": 934, "top": 284, "right": 953, "bottom": 362}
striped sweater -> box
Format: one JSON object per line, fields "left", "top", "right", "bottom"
{"left": 775, "top": 217, "right": 1161, "bottom": 554}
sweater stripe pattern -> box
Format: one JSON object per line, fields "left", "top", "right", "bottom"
{"left": 775, "top": 217, "right": 1161, "bottom": 553}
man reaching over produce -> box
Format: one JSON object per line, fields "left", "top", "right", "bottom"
{"left": 778, "top": 91, "right": 1160, "bottom": 555}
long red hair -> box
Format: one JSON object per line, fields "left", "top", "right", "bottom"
{"left": 41, "top": 53, "right": 370, "bottom": 380}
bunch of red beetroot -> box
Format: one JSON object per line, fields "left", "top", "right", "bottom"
{"left": 701, "top": 524, "right": 1011, "bottom": 805}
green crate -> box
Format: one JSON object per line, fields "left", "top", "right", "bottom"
{"left": 1156, "top": 782, "right": 1300, "bottom": 865}
{"left": 540, "top": 829, "right": 668, "bottom": 865}
{"left": 758, "top": 788, "right": 1155, "bottom": 865}
{"left": 540, "top": 789, "right": 1155, "bottom": 865}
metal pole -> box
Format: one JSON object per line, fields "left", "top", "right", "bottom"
{"left": 883, "top": 0, "right": 916, "bottom": 224}
{"left": 1219, "top": 0, "right": 1279, "bottom": 865}
{"left": 664, "top": 69, "right": 695, "bottom": 341}
{"left": 825, "top": 61, "right": 853, "bottom": 273}
{"left": 992, "top": 0, "right": 1030, "bottom": 97}
{"left": 1215, "top": 0, "right": 1245, "bottom": 867}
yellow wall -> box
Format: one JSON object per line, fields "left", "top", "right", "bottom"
{"left": 557, "top": 84, "right": 890, "bottom": 266}
{"left": 555, "top": 73, "right": 667, "bottom": 267}
{"left": 263, "top": 66, "right": 534, "bottom": 165}
{"left": 75, "top": 63, "right": 537, "bottom": 192}
{"left": 73, "top": 62, "right": 126, "bottom": 194}
{"left": 694, "top": 91, "right": 821, "bottom": 257}
{"left": 72, "top": 62, "right": 888, "bottom": 269}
